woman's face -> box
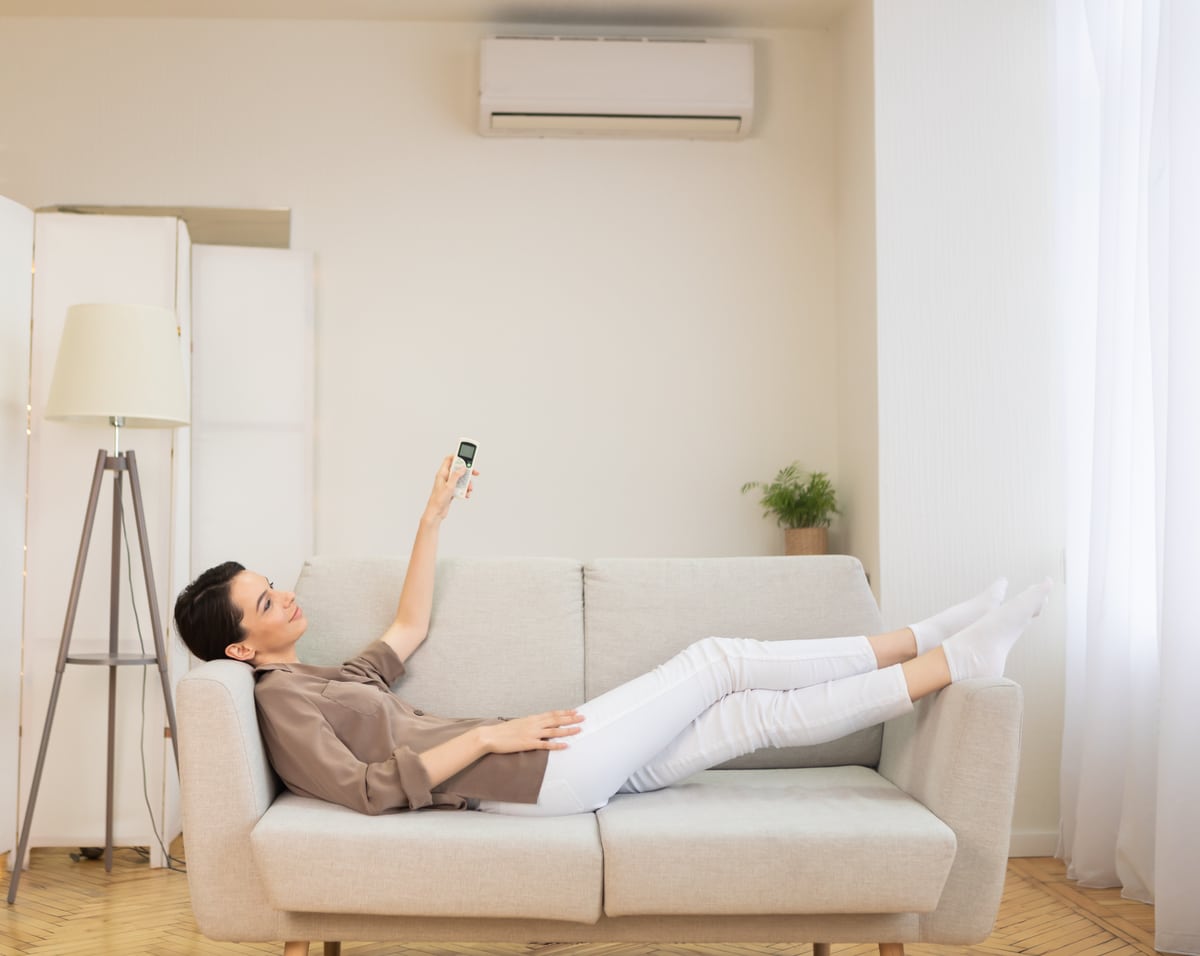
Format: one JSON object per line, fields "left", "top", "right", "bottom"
{"left": 227, "top": 571, "right": 307, "bottom": 663}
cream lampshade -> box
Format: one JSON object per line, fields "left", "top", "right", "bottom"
{"left": 45, "top": 302, "right": 189, "bottom": 429}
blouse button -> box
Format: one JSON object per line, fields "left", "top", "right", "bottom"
{"left": 413, "top": 709, "right": 425, "bottom": 716}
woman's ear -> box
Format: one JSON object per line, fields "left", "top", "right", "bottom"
{"left": 225, "top": 642, "right": 255, "bottom": 663}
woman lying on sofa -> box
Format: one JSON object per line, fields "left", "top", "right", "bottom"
{"left": 174, "top": 455, "right": 1050, "bottom": 818}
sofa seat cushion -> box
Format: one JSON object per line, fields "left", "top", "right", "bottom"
{"left": 250, "top": 793, "right": 604, "bottom": 923}
{"left": 596, "top": 766, "right": 957, "bottom": 917}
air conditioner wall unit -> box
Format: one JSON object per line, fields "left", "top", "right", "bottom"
{"left": 478, "top": 36, "right": 755, "bottom": 139}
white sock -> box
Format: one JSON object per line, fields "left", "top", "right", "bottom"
{"left": 942, "top": 579, "right": 1052, "bottom": 681}
{"left": 908, "top": 578, "right": 1008, "bottom": 656}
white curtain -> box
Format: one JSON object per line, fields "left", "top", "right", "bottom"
{"left": 1056, "top": 0, "right": 1200, "bottom": 953}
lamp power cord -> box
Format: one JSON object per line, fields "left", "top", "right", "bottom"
{"left": 118, "top": 499, "right": 186, "bottom": 873}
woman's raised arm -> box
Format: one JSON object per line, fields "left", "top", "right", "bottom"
{"left": 381, "top": 455, "right": 477, "bottom": 663}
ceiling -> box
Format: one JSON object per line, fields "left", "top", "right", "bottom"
{"left": 0, "top": 0, "right": 852, "bottom": 30}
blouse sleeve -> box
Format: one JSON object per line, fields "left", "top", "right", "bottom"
{"left": 340, "top": 640, "right": 406, "bottom": 688}
{"left": 255, "top": 679, "right": 435, "bottom": 814}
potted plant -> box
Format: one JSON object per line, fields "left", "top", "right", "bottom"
{"left": 741, "top": 463, "right": 840, "bottom": 556}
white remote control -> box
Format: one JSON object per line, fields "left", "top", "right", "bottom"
{"left": 453, "top": 438, "right": 477, "bottom": 499}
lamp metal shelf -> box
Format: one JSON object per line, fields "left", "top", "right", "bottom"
{"left": 64, "top": 653, "right": 161, "bottom": 667}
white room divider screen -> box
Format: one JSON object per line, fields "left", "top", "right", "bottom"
{"left": 189, "top": 244, "right": 314, "bottom": 591}
{"left": 18, "top": 212, "right": 191, "bottom": 868}
{"left": 0, "top": 197, "right": 34, "bottom": 858}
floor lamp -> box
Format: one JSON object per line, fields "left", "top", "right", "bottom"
{"left": 7, "top": 303, "right": 189, "bottom": 904}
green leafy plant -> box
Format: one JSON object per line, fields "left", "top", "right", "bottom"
{"left": 741, "top": 464, "right": 840, "bottom": 529}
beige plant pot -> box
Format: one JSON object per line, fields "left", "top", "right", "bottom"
{"left": 785, "top": 527, "right": 828, "bottom": 556}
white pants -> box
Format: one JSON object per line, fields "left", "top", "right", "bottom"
{"left": 477, "top": 635, "right": 913, "bottom": 817}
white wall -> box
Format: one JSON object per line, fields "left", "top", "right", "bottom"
{"left": 873, "top": 1, "right": 1063, "bottom": 854}
{"left": 0, "top": 7, "right": 1067, "bottom": 852}
{"left": 832, "top": 0, "right": 878, "bottom": 593}
{"left": 0, "top": 17, "right": 842, "bottom": 564}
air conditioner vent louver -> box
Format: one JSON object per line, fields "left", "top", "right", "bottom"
{"left": 479, "top": 36, "right": 755, "bottom": 140}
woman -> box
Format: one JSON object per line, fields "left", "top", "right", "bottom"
{"left": 174, "top": 455, "right": 1050, "bottom": 817}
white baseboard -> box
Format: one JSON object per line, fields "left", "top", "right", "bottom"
{"left": 1009, "top": 829, "right": 1059, "bottom": 857}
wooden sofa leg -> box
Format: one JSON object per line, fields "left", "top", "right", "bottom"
{"left": 878, "top": 945, "right": 904, "bottom": 956}
{"left": 324, "top": 944, "right": 342, "bottom": 956}
{"left": 813, "top": 945, "right": 831, "bottom": 956}
{"left": 282, "top": 943, "right": 308, "bottom": 956}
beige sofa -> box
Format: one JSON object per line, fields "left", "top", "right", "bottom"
{"left": 176, "top": 555, "right": 1023, "bottom": 956}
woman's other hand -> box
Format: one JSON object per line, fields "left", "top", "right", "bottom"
{"left": 425, "top": 454, "right": 480, "bottom": 521}
{"left": 478, "top": 710, "right": 585, "bottom": 754}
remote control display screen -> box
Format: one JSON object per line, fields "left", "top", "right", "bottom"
{"left": 458, "top": 442, "right": 476, "bottom": 462}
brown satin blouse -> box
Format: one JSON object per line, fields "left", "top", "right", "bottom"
{"left": 252, "top": 641, "right": 549, "bottom": 814}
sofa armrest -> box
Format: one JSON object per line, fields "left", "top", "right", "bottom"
{"left": 877, "top": 677, "right": 1023, "bottom": 944}
{"left": 177, "top": 660, "right": 282, "bottom": 941}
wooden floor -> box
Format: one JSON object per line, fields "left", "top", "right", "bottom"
{"left": 0, "top": 844, "right": 1162, "bottom": 955}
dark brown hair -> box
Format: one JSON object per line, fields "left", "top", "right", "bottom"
{"left": 174, "top": 561, "right": 247, "bottom": 662}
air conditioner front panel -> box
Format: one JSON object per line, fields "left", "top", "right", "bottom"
{"left": 479, "top": 36, "right": 754, "bottom": 138}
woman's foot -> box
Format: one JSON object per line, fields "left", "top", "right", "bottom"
{"left": 908, "top": 577, "right": 1008, "bottom": 655}
{"left": 941, "top": 579, "right": 1052, "bottom": 681}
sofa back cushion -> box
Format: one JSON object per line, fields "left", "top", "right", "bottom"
{"left": 293, "top": 556, "right": 584, "bottom": 719}
{"left": 583, "top": 556, "right": 885, "bottom": 769}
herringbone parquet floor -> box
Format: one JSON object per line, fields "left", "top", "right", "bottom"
{"left": 0, "top": 843, "right": 1161, "bottom": 956}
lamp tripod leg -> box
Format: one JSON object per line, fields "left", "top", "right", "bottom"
{"left": 126, "top": 450, "right": 181, "bottom": 773}
{"left": 7, "top": 670, "right": 69, "bottom": 904}
{"left": 6, "top": 450, "right": 108, "bottom": 905}
{"left": 105, "top": 465, "right": 123, "bottom": 874}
